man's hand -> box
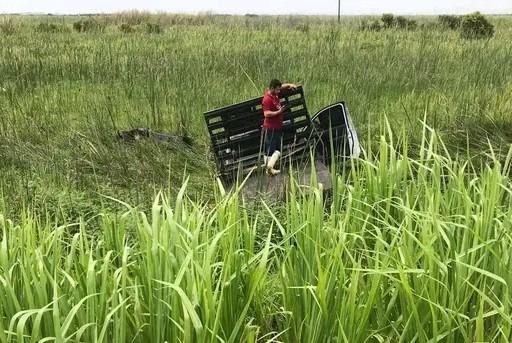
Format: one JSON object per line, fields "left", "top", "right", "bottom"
{"left": 264, "top": 105, "right": 287, "bottom": 117}
{"left": 279, "top": 104, "right": 289, "bottom": 113}
{"left": 282, "top": 83, "right": 299, "bottom": 90}
{"left": 264, "top": 109, "right": 277, "bottom": 117}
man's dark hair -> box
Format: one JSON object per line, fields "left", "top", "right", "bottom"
{"left": 269, "top": 79, "right": 282, "bottom": 89}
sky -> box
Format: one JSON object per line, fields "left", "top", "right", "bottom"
{"left": 1, "top": 0, "right": 511, "bottom": 15}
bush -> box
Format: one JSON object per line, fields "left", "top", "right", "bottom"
{"left": 359, "top": 19, "right": 382, "bottom": 31}
{"left": 438, "top": 15, "right": 461, "bottom": 30}
{"left": 369, "top": 19, "right": 382, "bottom": 31}
{"left": 73, "top": 19, "right": 103, "bottom": 33}
{"left": 119, "top": 23, "right": 134, "bottom": 34}
{"left": 145, "top": 22, "right": 163, "bottom": 34}
{"left": 460, "top": 12, "right": 494, "bottom": 39}
{"left": 395, "top": 16, "right": 407, "bottom": 28}
{"left": 295, "top": 23, "right": 310, "bottom": 34}
{"left": 407, "top": 19, "right": 418, "bottom": 30}
{"left": 35, "top": 22, "right": 69, "bottom": 33}
{"left": 395, "top": 16, "right": 417, "bottom": 30}
{"left": 381, "top": 13, "right": 395, "bottom": 28}
{"left": 358, "top": 20, "right": 369, "bottom": 31}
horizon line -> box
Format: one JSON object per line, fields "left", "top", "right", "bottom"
{"left": 2, "top": 10, "right": 512, "bottom": 16}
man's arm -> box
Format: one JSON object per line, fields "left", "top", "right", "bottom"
{"left": 262, "top": 95, "right": 286, "bottom": 117}
{"left": 264, "top": 107, "right": 284, "bottom": 118}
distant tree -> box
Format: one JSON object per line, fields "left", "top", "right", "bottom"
{"left": 460, "top": 12, "right": 494, "bottom": 39}
{"left": 381, "top": 13, "right": 395, "bottom": 28}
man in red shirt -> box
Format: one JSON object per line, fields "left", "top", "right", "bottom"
{"left": 261, "top": 79, "right": 298, "bottom": 176}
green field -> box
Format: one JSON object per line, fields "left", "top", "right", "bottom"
{"left": 1, "top": 13, "right": 512, "bottom": 342}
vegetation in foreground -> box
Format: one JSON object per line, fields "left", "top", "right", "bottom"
{"left": 2, "top": 130, "right": 512, "bottom": 342}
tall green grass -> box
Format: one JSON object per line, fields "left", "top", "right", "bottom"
{"left": 1, "top": 15, "right": 512, "bottom": 341}
{"left": 2, "top": 128, "right": 512, "bottom": 342}
{"left": 1, "top": 14, "right": 512, "bottom": 217}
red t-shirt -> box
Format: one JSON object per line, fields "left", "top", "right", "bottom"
{"left": 262, "top": 90, "right": 283, "bottom": 129}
